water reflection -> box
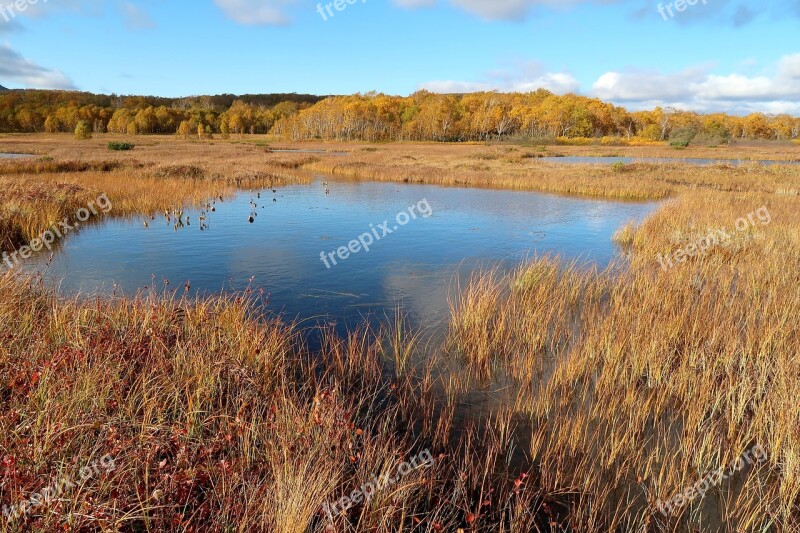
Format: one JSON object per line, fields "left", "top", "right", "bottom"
{"left": 28, "top": 178, "right": 660, "bottom": 336}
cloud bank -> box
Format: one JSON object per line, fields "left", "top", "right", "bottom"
{"left": 0, "top": 45, "right": 76, "bottom": 89}
{"left": 419, "top": 54, "right": 800, "bottom": 114}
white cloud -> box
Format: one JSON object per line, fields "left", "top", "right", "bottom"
{"left": 421, "top": 61, "right": 580, "bottom": 94}
{"left": 14, "top": 0, "right": 106, "bottom": 19}
{"left": 591, "top": 68, "right": 701, "bottom": 102}
{"left": 213, "top": 0, "right": 300, "bottom": 25}
{"left": 590, "top": 54, "right": 800, "bottom": 113}
{"left": 391, "top": 0, "right": 619, "bottom": 20}
{"left": 211, "top": 0, "right": 623, "bottom": 26}
{"left": 448, "top": 0, "right": 596, "bottom": 20}
{"left": 201, "top": 0, "right": 800, "bottom": 27}
{"left": 422, "top": 80, "right": 493, "bottom": 93}
{"left": 120, "top": 2, "right": 156, "bottom": 30}
{"left": 0, "top": 45, "right": 76, "bottom": 89}
{"left": 1, "top": 1, "right": 156, "bottom": 30}
{"left": 779, "top": 53, "right": 800, "bottom": 79}
{"left": 512, "top": 72, "right": 581, "bottom": 93}
{"left": 392, "top": 0, "right": 436, "bottom": 7}
{"left": 421, "top": 53, "right": 800, "bottom": 114}
{"left": 392, "top": 0, "right": 799, "bottom": 25}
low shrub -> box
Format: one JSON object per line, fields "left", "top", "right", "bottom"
{"left": 669, "top": 127, "right": 697, "bottom": 149}
{"left": 108, "top": 142, "right": 135, "bottom": 151}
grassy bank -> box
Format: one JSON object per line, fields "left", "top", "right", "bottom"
{"left": 302, "top": 145, "right": 800, "bottom": 200}
{"left": 0, "top": 149, "right": 310, "bottom": 252}
{"left": 0, "top": 273, "right": 551, "bottom": 532}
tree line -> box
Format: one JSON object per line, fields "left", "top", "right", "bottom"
{"left": 0, "top": 91, "right": 322, "bottom": 136}
{"left": 2, "top": 89, "right": 799, "bottom": 143}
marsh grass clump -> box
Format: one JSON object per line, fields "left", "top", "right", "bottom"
{"left": 611, "top": 220, "right": 637, "bottom": 247}
{"left": 472, "top": 152, "right": 500, "bottom": 160}
{"left": 518, "top": 151, "right": 552, "bottom": 159}
{"left": 447, "top": 270, "right": 509, "bottom": 375}
{"left": 383, "top": 308, "right": 422, "bottom": 377}
{"left": 269, "top": 155, "right": 320, "bottom": 169}
{"left": 0, "top": 159, "right": 125, "bottom": 175}
{"left": 155, "top": 164, "right": 206, "bottom": 179}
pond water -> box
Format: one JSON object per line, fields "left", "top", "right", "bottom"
{"left": 27, "top": 178, "right": 658, "bottom": 335}
{"left": 540, "top": 156, "right": 800, "bottom": 166}
{"left": 0, "top": 153, "right": 35, "bottom": 159}
{"left": 268, "top": 149, "right": 347, "bottom": 155}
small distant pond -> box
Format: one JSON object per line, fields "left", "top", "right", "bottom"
{"left": 0, "top": 153, "right": 35, "bottom": 159}
{"left": 539, "top": 156, "right": 800, "bottom": 166}
{"left": 25, "top": 178, "right": 659, "bottom": 336}
{"left": 268, "top": 149, "right": 347, "bottom": 155}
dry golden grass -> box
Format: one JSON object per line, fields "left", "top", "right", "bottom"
{"left": 3, "top": 134, "right": 800, "bottom": 209}
{"left": 447, "top": 191, "right": 800, "bottom": 531}
{"left": 2, "top": 134, "right": 800, "bottom": 531}
{"left": 0, "top": 137, "right": 319, "bottom": 250}
{"left": 303, "top": 146, "right": 800, "bottom": 200}
{"left": 0, "top": 273, "right": 555, "bottom": 531}
{"left": 5, "top": 132, "right": 800, "bottom": 160}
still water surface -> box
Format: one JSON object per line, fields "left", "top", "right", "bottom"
{"left": 30, "top": 179, "right": 658, "bottom": 333}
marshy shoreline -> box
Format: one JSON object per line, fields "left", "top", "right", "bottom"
{"left": 1, "top": 134, "right": 799, "bottom": 532}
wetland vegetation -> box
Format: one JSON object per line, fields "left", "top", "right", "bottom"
{"left": 0, "top": 132, "right": 799, "bottom": 532}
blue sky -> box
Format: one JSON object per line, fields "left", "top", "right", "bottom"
{"left": 1, "top": 0, "right": 799, "bottom": 113}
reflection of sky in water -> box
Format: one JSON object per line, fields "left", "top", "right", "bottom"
{"left": 27, "top": 178, "right": 660, "bottom": 335}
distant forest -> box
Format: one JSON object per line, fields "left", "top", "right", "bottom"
{"left": 1, "top": 88, "right": 799, "bottom": 144}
